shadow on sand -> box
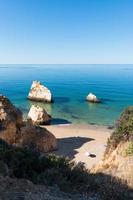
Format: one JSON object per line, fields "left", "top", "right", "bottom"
{"left": 53, "top": 136, "right": 94, "bottom": 159}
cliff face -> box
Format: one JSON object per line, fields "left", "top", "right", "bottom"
{"left": 0, "top": 95, "right": 23, "bottom": 144}
{"left": 92, "top": 142, "right": 133, "bottom": 187}
{"left": 0, "top": 95, "right": 57, "bottom": 152}
{"left": 92, "top": 107, "right": 133, "bottom": 188}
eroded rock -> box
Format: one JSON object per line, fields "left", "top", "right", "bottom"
{"left": 28, "top": 81, "right": 53, "bottom": 103}
{"left": 0, "top": 95, "right": 57, "bottom": 152}
{"left": 28, "top": 105, "right": 51, "bottom": 125}
{"left": 86, "top": 93, "right": 100, "bottom": 103}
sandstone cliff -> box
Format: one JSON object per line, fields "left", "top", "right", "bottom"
{"left": 0, "top": 95, "right": 57, "bottom": 152}
{"left": 92, "top": 107, "right": 133, "bottom": 188}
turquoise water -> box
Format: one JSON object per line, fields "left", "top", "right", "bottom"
{"left": 0, "top": 64, "right": 133, "bottom": 126}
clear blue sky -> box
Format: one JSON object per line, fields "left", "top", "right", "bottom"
{"left": 0, "top": 0, "right": 133, "bottom": 64}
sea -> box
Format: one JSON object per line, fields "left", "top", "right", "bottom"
{"left": 0, "top": 64, "right": 133, "bottom": 126}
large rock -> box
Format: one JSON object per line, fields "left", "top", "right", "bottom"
{"left": 28, "top": 105, "right": 51, "bottom": 125}
{"left": 86, "top": 93, "right": 100, "bottom": 103}
{"left": 20, "top": 122, "right": 57, "bottom": 152}
{"left": 0, "top": 95, "right": 23, "bottom": 144}
{"left": 0, "top": 95, "right": 57, "bottom": 152}
{"left": 28, "top": 81, "right": 53, "bottom": 103}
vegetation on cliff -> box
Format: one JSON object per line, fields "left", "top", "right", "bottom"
{"left": 0, "top": 138, "right": 132, "bottom": 200}
{"left": 106, "top": 106, "right": 133, "bottom": 154}
{"left": 0, "top": 139, "right": 89, "bottom": 192}
{"left": 125, "top": 141, "right": 133, "bottom": 156}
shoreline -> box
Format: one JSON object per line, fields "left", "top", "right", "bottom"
{"left": 50, "top": 122, "right": 113, "bottom": 129}
{"left": 44, "top": 123, "right": 113, "bottom": 169}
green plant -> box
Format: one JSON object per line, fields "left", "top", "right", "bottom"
{"left": 0, "top": 143, "right": 89, "bottom": 192}
{"left": 125, "top": 142, "right": 133, "bottom": 156}
{"left": 0, "top": 138, "right": 132, "bottom": 199}
{"left": 106, "top": 107, "right": 133, "bottom": 153}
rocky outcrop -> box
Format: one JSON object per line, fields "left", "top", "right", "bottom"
{"left": 28, "top": 105, "right": 51, "bottom": 125}
{"left": 92, "top": 107, "right": 133, "bottom": 188}
{"left": 0, "top": 95, "right": 57, "bottom": 152}
{"left": 28, "top": 81, "right": 53, "bottom": 103}
{"left": 92, "top": 142, "right": 133, "bottom": 188}
{"left": 20, "top": 121, "right": 57, "bottom": 152}
{"left": 86, "top": 93, "right": 100, "bottom": 103}
{"left": 0, "top": 95, "right": 23, "bottom": 144}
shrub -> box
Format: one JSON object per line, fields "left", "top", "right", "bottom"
{"left": 0, "top": 139, "right": 132, "bottom": 199}
{"left": 106, "top": 107, "right": 133, "bottom": 152}
{"left": 125, "top": 142, "right": 133, "bottom": 156}
{"left": 0, "top": 143, "right": 89, "bottom": 192}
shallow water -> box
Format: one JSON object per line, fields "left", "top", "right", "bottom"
{"left": 0, "top": 64, "right": 133, "bottom": 126}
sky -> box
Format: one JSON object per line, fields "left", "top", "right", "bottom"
{"left": 0, "top": 0, "right": 133, "bottom": 64}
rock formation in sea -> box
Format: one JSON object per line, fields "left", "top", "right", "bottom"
{"left": 28, "top": 105, "right": 51, "bottom": 125}
{"left": 86, "top": 93, "right": 100, "bottom": 103}
{"left": 0, "top": 95, "right": 57, "bottom": 152}
{"left": 28, "top": 81, "right": 53, "bottom": 103}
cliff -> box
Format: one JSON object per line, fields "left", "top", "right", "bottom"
{"left": 92, "top": 107, "right": 133, "bottom": 188}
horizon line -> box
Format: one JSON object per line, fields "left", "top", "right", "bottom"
{"left": 0, "top": 63, "right": 133, "bottom": 65}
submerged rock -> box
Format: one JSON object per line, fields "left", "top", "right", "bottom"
{"left": 28, "top": 105, "right": 51, "bottom": 125}
{"left": 86, "top": 93, "right": 100, "bottom": 103}
{"left": 28, "top": 81, "right": 53, "bottom": 103}
{"left": 0, "top": 95, "right": 57, "bottom": 152}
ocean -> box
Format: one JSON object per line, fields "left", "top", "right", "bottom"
{"left": 0, "top": 64, "right": 133, "bottom": 126}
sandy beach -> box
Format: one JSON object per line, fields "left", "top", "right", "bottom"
{"left": 45, "top": 124, "right": 113, "bottom": 169}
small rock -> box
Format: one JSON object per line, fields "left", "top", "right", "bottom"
{"left": 28, "top": 105, "right": 51, "bottom": 125}
{"left": 86, "top": 93, "right": 100, "bottom": 103}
